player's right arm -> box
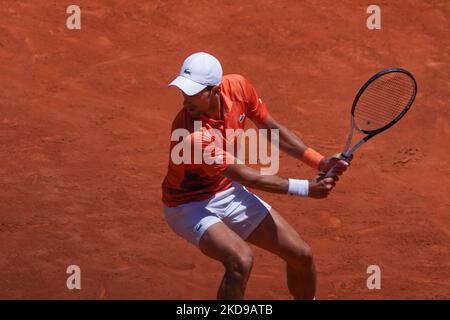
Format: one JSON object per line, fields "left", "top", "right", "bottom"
{"left": 221, "top": 164, "right": 338, "bottom": 199}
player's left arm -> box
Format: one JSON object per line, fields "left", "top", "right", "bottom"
{"left": 242, "top": 75, "right": 349, "bottom": 173}
{"left": 255, "top": 114, "right": 308, "bottom": 162}
{"left": 253, "top": 114, "right": 350, "bottom": 174}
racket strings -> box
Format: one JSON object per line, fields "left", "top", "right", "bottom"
{"left": 363, "top": 78, "right": 413, "bottom": 114}
{"left": 360, "top": 77, "right": 413, "bottom": 117}
{"left": 354, "top": 73, "right": 415, "bottom": 131}
{"left": 357, "top": 90, "right": 412, "bottom": 125}
{"left": 357, "top": 89, "right": 409, "bottom": 122}
{"left": 357, "top": 76, "right": 414, "bottom": 122}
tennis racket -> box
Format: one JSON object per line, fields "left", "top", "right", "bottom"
{"left": 325, "top": 67, "right": 417, "bottom": 178}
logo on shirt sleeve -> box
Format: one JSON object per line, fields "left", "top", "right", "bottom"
{"left": 239, "top": 113, "right": 246, "bottom": 123}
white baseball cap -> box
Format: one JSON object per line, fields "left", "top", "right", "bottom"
{"left": 169, "top": 52, "right": 223, "bottom": 96}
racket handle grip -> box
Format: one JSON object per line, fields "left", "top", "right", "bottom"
{"left": 324, "top": 153, "right": 350, "bottom": 178}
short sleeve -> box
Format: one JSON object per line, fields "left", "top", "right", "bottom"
{"left": 242, "top": 78, "right": 269, "bottom": 122}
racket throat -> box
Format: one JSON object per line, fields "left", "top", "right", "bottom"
{"left": 341, "top": 118, "right": 355, "bottom": 158}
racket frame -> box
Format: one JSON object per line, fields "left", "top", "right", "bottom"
{"left": 328, "top": 67, "right": 417, "bottom": 170}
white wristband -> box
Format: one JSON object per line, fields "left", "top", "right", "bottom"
{"left": 288, "top": 179, "right": 309, "bottom": 197}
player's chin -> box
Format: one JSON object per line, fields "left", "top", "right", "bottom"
{"left": 188, "top": 112, "right": 201, "bottom": 119}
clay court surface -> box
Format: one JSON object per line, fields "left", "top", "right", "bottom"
{"left": 0, "top": 1, "right": 449, "bottom": 299}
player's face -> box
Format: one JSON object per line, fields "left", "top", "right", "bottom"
{"left": 182, "top": 88, "right": 212, "bottom": 119}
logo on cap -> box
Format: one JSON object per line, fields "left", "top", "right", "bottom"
{"left": 183, "top": 68, "right": 192, "bottom": 75}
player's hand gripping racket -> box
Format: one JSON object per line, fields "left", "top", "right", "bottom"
{"left": 325, "top": 68, "right": 417, "bottom": 178}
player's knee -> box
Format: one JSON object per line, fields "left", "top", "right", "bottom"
{"left": 224, "top": 249, "right": 254, "bottom": 281}
{"left": 301, "top": 246, "right": 314, "bottom": 266}
{"left": 289, "top": 244, "right": 314, "bottom": 270}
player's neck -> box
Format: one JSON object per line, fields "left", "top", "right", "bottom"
{"left": 205, "top": 93, "right": 223, "bottom": 120}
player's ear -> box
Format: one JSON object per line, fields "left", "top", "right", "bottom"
{"left": 211, "top": 85, "right": 221, "bottom": 96}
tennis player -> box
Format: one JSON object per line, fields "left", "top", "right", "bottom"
{"left": 162, "top": 52, "right": 350, "bottom": 300}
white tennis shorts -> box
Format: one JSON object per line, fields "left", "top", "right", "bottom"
{"left": 163, "top": 182, "right": 272, "bottom": 246}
